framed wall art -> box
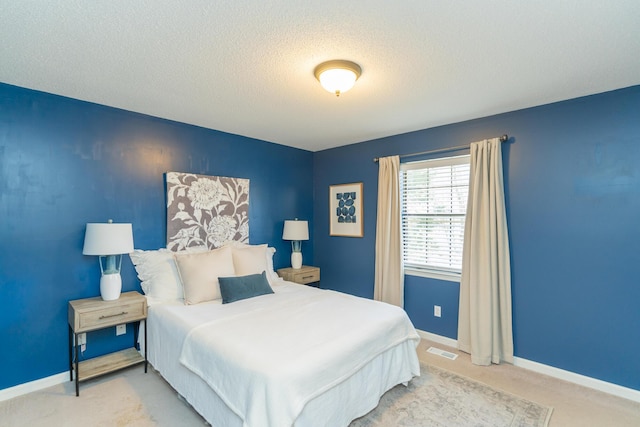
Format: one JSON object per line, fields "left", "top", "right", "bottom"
{"left": 329, "top": 182, "right": 363, "bottom": 237}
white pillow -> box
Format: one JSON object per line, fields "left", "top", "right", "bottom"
{"left": 265, "top": 247, "right": 279, "bottom": 284}
{"left": 174, "top": 246, "right": 236, "bottom": 305}
{"left": 129, "top": 246, "right": 207, "bottom": 303}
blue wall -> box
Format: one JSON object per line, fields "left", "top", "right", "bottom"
{"left": 2, "top": 80, "right": 639, "bottom": 393}
{"left": 313, "top": 85, "right": 640, "bottom": 391}
{"left": 0, "top": 83, "right": 313, "bottom": 390}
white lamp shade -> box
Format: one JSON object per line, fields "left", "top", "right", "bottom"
{"left": 282, "top": 220, "right": 309, "bottom": 241}
{"left": 83, "top": 222, "right": 134, "bottom": 255}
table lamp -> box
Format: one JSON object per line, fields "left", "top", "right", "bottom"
{"left": 83, "top": 220, "right": 134, "bottom": 301}
{"left": 282, "top": 219, "right": 309, "bottom": 269}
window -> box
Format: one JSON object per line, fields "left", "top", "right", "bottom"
{"left": 400, "top": 155, "right": 470, "bottom": 281}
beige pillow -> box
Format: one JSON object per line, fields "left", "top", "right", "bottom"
{"left": 129, "top": 246, "right": 209, "bottom": 303}
{"left": 231, "top": 244, "right": 269, "bottom": 276}
{"left": 175, "top": 246, "right": 235, "bottom": 305}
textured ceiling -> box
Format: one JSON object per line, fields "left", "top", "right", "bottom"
{"left": 1, "top": 1, "right": 639, "bottom": 151}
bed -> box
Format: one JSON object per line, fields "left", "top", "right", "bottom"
{"left": 131, "top": 243, "right": 420, "bottom": 427}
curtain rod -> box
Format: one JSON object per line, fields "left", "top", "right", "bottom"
{"left": 373, "top": 134, "right": 508, "bottom": 163}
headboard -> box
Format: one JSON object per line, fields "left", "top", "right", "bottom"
{"left": 166, "top": 172, "right": 249, "bottom": 251}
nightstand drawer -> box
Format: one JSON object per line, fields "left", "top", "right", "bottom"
{"left": 277, "top": 266, "right": 321, "bottom": 285}
{"left": 68, "top": 292, "right": 147, "bottom": 333}
{"left": 78, "top": 301, "right": 145, "bottom": 331}
{"left": 291, "top": 269, "right": 320, "bottom": 284}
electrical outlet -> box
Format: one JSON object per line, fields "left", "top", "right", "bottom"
{"left": 77, "top": 333, "right": 86, "bottom": 345}
{"left": 116, "top": 324, "right": 126, "bottom": 336}
{"left": 434, "top": 305, "right": 441, "bottom": 317}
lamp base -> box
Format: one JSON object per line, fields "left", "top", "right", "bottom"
{"left": 100, "top": 273, "right": 122, "bottom": 301}
{"left": 291, "top": 252, "right": 303, "bottom": 269}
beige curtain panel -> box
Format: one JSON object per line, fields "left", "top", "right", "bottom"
{"left": 458, "top": 138, "right": 514, "bottom": 365}
{"left": 374, "top": 155, "right": 404, "bottom": 307}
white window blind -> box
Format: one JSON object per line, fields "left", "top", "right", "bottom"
{"left": 400, "top": 155, "right": 470, "bottom": 279}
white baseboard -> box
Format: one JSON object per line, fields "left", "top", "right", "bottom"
{"left": 513, "top": 357, "right": 640, "bottom": 403}
{"left": 417, "top": 329, "right": 458, "bottom": 349}
{"left": 416, "top": 329, "right": 640, "bottom": 403}
{"left": 0, "top": 371, "right": 68, "bottom": 402}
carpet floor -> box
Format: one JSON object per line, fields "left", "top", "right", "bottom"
{"left": 1, "top": 362, "right": 550, "bottom": 427}
{"left": 1, "top": 339, "right": 638, "bottom": 426}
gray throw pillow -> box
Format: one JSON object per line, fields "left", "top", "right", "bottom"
{"left": 218, "top": 271, "right": 274, "bottom": 304}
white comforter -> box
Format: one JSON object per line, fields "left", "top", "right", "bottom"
{"left": 178, "top": 282, "right": 419, "bottom": 427}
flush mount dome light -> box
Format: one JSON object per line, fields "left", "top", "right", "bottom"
{"left": 314, "top": 60, "right": 362, "bottom": 97}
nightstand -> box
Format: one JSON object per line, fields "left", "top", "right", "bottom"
{"left": 277, "top": 265, "right": 320, "bottom": 286}
{"left": 68, "top": 291, "right": 148, "bottom": 396}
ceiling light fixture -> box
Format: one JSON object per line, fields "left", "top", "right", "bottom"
{"left": 314, "top": 60, "right": 362, "bottom": 97}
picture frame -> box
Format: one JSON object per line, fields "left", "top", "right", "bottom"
{"left": 329, "top": 182, "right": 363, "bottom": 237}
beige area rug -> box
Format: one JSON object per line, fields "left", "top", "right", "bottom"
{"left": 351, "top": 364, "right": 553, "bottom": 427}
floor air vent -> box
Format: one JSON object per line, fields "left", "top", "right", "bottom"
{"left": 427, "top": 346, "right": 458, "bottom": 360}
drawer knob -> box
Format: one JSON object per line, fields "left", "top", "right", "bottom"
{"left": 99, "top": 311, "right": 128, "bottom": 320}
{"left": 302, "top": 275, "right": 315, "bottom": 280}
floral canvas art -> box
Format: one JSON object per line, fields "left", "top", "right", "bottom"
{"left": 166, "top": 172, "right": 249, "bottom": 251}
